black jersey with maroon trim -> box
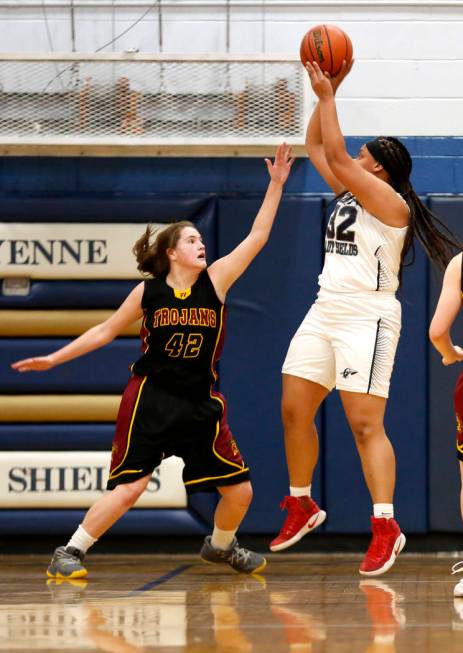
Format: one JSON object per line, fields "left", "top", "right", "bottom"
{"left": 131, "top": 270, "right": 225, "bottom": 398}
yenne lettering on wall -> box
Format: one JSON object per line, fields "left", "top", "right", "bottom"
{"left": 1, "top": 452, "right": 186, "bottom": 508}
{"left": 0, "top": 223, "right": 164, "bottom": 280}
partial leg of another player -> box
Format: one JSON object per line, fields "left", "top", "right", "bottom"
{"left": 452, "top": 462, "right": 463, "bottom": 597}
{"left": 452, "top": 390, "right": 463, "bottom": 596}
{"left": 200, "top": 481, "right": 267, "bottom": 574}
{"left": 47, "top": 473, "right": 152, "bottom": 578}
{"left": 340, "top": 391, "right": 406, "bottom": 576}
{"left": 270, "top": 375, "right": 328, "bottom": 552}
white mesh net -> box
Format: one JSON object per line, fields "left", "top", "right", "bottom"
{"left": 0, "top": 55, "right": 306, "bottom": 152}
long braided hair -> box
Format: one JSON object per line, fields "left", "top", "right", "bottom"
{"left": 365, "top": 136, "right": 460, "bottom": 274}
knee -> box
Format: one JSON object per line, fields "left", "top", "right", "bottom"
{"left": 349, "top": 420, "right": 379, "bottom": 446}
{"left": 281, "top": 397, "right": 295, "bottom": 425}
{"left": 282, "top": 397, "right": 306, "bottom": 431}
{"left": 235, "top": 483, "right": 253, "bottom": 509}
{"left": 113, "top": 477, "right": 147, "bottom": 508}
{"left": 221, "top": 482, "right": 253, "bottom": 510}
{"left": 282, "top": 404, "right": 315, "bottom": 443}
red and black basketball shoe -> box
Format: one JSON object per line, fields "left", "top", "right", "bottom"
{"left": 270, "top": 496, "right": 326, "bottom": 552}
{"left": 359, "top": 517, "right": 406, "bottom": 576}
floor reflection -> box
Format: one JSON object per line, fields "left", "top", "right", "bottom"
{"left": 359, "top": 580, "right": 406, "bottom": 653}
{"left": 270, "top": 591, "right": 327, "bottom": 652}
{"left": 453, "top": 596, "right": 463, "bottom": 632}
{"left": 1, "top": 556, "right": 463, "bottom": 652}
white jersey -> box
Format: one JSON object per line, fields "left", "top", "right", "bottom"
{"left": 318, "top": 192, "right": 408, "bottom": 294}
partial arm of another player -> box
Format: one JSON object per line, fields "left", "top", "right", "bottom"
{"left": 306, "top": 61, "right": 408, "bottom": 229}
{"left": 305, "top": 59, "right": 352, "bottom": 196}
{"left": 208, "top": 143, "right": 294, "bottom": 301}
{"left": 11, "top": 282, "right": 145, "bottom": 372}
{"left": 429, "top": 253, "right": 463, "bottom": 365}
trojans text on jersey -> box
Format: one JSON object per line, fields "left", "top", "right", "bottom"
{"left": 153, "top": 307, "right": 217, "bottom": 329}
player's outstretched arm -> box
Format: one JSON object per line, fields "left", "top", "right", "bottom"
{"left": 306, "top": 61, "right": 407, "bottom": 229}
{"left": 208, "top": 143, "right": 294, "bottom": 301}
{"left": 429, "top": 253, "right": 463, "bottom": 366}
{"left": 305, "top": 59, "right": 352, "bottom": 196}
{"left": 11, "top": 282, "right": 145, "bottom": 372}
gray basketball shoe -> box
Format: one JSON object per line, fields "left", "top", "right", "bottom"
{"left": 47, "top": 546, "right": 88, "bottom": 579}
{"left": 200, "top": 536, "right": 267, "bottom": 574}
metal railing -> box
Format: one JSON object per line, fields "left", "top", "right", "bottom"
{"left": 0, "top": 53, "right": 307, "bottom": 156}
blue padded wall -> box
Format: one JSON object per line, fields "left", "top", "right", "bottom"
{"left": 0, "top": 424, "right": 114, "bottom": 450}
{"left": 0, "top": 194, "right": 216, "bottom": 223}
{"left": 322, "top": 207, "right": 429, "bottom": 534}
{"left": 387, "top": 244, "right": 428, "bottom": 532}
{"left": 217, "top": 196, "right": 324, "bottom": 532}
{"left": 0, "top": 190, "right": 437, "bottom": 536}
{"left": 0, "top": 281, "right": 137, "bottom": 308}
{"left": 0, "top": 509, "right": 208, "bottom": 535}
{"left": 428, "top": 197, "right": 463, "bottom": 531}
{"left": 1, "top": 147, "right": 462, "bottom": 536}
{"left": 2, "top": 138, "right": 460, "bottom": 196}
{"left": 0, "top": 192, "right": 220, "bottom": 535}
{"left": 323, "top": 391, "right": 371, "bottom": 533}
{"left": 1, "top": 339, "right": 138, "bottom": 393}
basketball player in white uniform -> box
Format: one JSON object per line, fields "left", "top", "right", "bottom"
{"left": 271, "top": 60, "right": 458, "bottom": 576}
{"left": 287, "top": 189, "right": 406, "bottom": 399}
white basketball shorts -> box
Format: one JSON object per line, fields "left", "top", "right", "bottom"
{"left": 282, "top": 291, "right": 401, "bottom": 398}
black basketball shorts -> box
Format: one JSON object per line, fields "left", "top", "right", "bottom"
{"left": 107, "top": 375, "right": 250, "bottom": 492}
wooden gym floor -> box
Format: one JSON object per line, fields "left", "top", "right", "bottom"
{"left": 1, "top": 553, "right": 463, "bottom": 652}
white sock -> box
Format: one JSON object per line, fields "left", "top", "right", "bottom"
{"left": 373, "top": 503, "right": 394, "bottom": 519}
{"left": 66, "top": 524, "right": 98, "bottom": 554}
{"left": 211, "top": 526, "right": 236, "bottom": 551}
{"left": 290, "top": 485, "right": 311, "bottom": 498}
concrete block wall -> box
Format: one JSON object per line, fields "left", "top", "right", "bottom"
{"left": 0, "top": 1, "right": 462, "bottom": 135}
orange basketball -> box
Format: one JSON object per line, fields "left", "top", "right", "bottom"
{"left": 300, "top": 24, "right": 353, "bottom": 76}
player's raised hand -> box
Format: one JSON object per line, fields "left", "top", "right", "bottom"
{"left": 265, "top": 143, "right": 294, "bottom": 185}
{"left": 305, "top": 61, "right": 334, "bottom": 100}
{"left": 328, "top": 58, "right": 354, "bottom": 93}
{"left": 11, "top": 355, "right": 55, "bottom": 372}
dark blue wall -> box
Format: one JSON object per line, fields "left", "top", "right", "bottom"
{"left": 1, "top": 138, "right": 462, "bottom": 537}
{"left": 1, "top": 137, "right": 461, "bottom": 198}
{"left": 428, "top": 198, "right": 463, "bottom": 532}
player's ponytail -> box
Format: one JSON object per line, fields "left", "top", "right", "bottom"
{"left": 366, "top": 137, "right": 461, "bottom": 276}
{"left": 400, "top": 185, "right": 459, "bottom": 273}
{"left": 133, "top": 221, "right": 195, "bottom": 276}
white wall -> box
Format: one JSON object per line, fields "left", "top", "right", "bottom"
{"left": 1, "top": 1, "right": 463, "bottom": 135}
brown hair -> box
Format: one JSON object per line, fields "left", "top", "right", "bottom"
{"left": 132, "top": 221, "right": 195, "bottom": 276}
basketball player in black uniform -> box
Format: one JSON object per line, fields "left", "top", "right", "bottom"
{"left": 429, "top": 252, "right": 463, "bottom": 596}
{"left": 12, "top": 143, "right": 294, "bottom": 578}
